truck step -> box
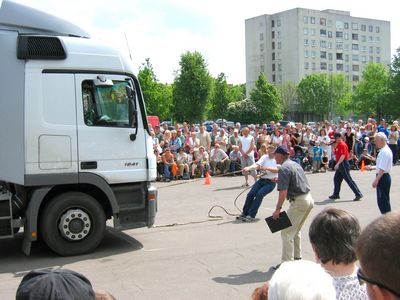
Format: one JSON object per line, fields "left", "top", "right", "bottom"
{"left": 0, "top": 219, "right": 13, "bottom": 237}
{"left": 0, "top": 201, "right": 11, "bottom": 218}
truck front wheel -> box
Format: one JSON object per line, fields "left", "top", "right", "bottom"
{"left": 40, "top": 192, "right": 106, "bottom": 256}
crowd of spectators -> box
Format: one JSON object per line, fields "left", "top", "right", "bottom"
{"left": 150, "top": 118, "right": 400, "bottom": 182}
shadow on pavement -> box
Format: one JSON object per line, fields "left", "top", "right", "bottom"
{"left": 0, "top": 227, "right": 143, "bottom": 276}
{"left": 213, "top": 186, "right": 246, "bottom": 192}
{"left": 212, "top": 267, "right": 275, "bottom": 285}
{"left": 315, "top": 198, "right": 357, "bottom": 206}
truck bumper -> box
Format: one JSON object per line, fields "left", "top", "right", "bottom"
{"left": 147, "top": 184, "right": 157, "bottom": 228}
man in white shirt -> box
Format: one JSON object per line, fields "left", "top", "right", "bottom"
{"left": 373, "top": 132, "right": 393, "bottom": 214}
{"left": 239, "top": 127, "right": 257, "bottom": 187}
{"left": 237, "top": 145, "right": 279, "bottom": 222}
{"left": 215, "top": 128, "right": 229, "bottom": 153}
{"left": 210, "top": 143, "right": 231, "bottom": 176}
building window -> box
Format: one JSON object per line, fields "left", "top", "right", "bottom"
{"left": 344, "top": 44, "right": 349, "bottom": 51}
{"left": 328, "top": 41, "right": 333, "bottom": 49}
{"left": 320, "top": 40, "right": 327, "bottom": 48}
{"left": 361, "top": 46, "right": 367, "bottom": 52}
{"left": 311, "top": 28, "right": 316, "bottom": 36}
{"left": 344, "top": 22, "right": 349, "bottom": 29}
{"left": 260, "top": 33, "right": 264, "bottom": 40}
{"left": 278, "top": 75, "right": 282, "bottom": 82}
{"left": 304, "top": 28, "right": 308, "bottom": 35}
{"left": 328, "top": 31, "right": 333, "bottom": 38}
{"left": 352, "top": 22, "right": 358, "bottom": 30}
{"left": 376, "top": 47, "right": 381, "bottom": 54}
{"left": 272, "top": 52, "right": 275, "bottom": 60}
{"left": 304, "top": 62, "right": 309, "bottom": 70}
{"left": 352, "top": 33, "right": 359, "bottom": 40}
{"left": 352, "top": 54, "right": 359, "bottom": 61}
{"left": 369, "top": 25, "right": 373, "bottom": 32}
{"left": 320, "top": 51, "right": 327, "bottom": 59}
{"left": 271, "top": 31, "right": 274, "bottom": 39}
{"left": 369, "top": 46, "right": 374, "bottom": 54}
{"left": 361, "top": 24, "right": 366, "bottom": 31}
{"left": 352, "top": 44, "right": 359, "bottom": 50}
{"left": 369, "top": 56, "right": 373, "bottom": 62}
{"left": 376, "top": 26, "right": 380, "bottom": 33}
{"left": 376, "top": 57, "right": 381, "bottom": 63}
{"left": 272, "top": 74, "right": 276, "bottom": 82}
{"left": 304, "top": 50, "right": 309, "bottom": 58}
{"left": 345, "top": 54, "right": 349, "bottom": 62}
{"left": 271, "top": 42, "right": 275, "bottom": 50}
{"left": 336, "top": 20, "right": 343, "bottom": 29}
{"left": 312, "top": 62, "right": 316, "bottom": 70}
{"left": 375, "top": 36, "right": 380, "bottom": 42}
{"left": 345, "top": 65, "right": 349, "bottom": 72}
{"left": 278, "top": 64, "right": 282, "bottom": 71}
{"left": 277, "top": 53, "right": 281, "bottom": 59}
{"left": 311, "top": 50, "right": 316, "bottom": 58}
{"left": 336, "top": 53, "right": 343, "bottom": 60}
{"left": 336, "top": 31, "right": 343, "bottom": 38}
{"left": 361, "top": 35, "right": 367, "bottom": 42}
{"left": 328, "top": 53, "right": 333, "bottom": 60}
{"left": 271, "top": 20, "right": 275, "bottom": 27}
{"left": 361, "top": 56, "right": 367, "bottom": 63}
{"left": 344, "top": 33, "right": 349, "bottom": 40}
{"left": 260, "top": 65, "right": 265, "bottom": 72}
{"left": 303, "top": 16, "right": 308, "bottom": 24}
{"left": 336, "top": 42, "right": 343, "bottom": 49}
{"left": 353, "top": 65, "right": 360, "bottom": 71}
{"left": 277, "top": 31, "right": 281, "bottom": 38}
{"left": 337, "top": 64, "right": 344, "bottom": 71}
{"left": 328, "top": 19, "right": 333, "bottom": 27}
{"left": 320, "top": 18, "right": 326, "bottom": 26}
{"left": 320, "top": 62, "right": 327, "bottom": 70}
{"left": 328, "top": 63, "right": 333, "bottom": 71}
{"left": 353, "top": 75, "right": 359, "bottom": 81}
{"left": 260, "top": 55, "right": 265, "bottom": 63}
{"left": 260, "top": 43, "right": 265, "bottom": 51}
{"left": 277, "top": 19, "right": 281, "bottom": 27}
{"left": 278, "top": 42, "right": 281, "bottom": 49}
{"left": 320, "top": 29, "right": 327, "bottom": 36}
{"left": 368, "top": 36, "right": 373, "bottom": 42}
{"left": 310, "top": 17, "right": 315, "bottom": 24}
{"left": 311, "top": 40, "right": 316, "bottom": 47}
{"left": 304, "top": 39, "right": 309, "bottom": 46}
{"left": 272, "top": 64, "right": 275, "bottom": 71}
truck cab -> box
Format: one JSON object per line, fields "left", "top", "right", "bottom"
{"left": 0, "top": 1, "right": 157, "bottom": 256}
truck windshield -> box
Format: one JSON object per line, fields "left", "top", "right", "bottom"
{"left": 82, "top": 80, "right": 134, "bottom": 127}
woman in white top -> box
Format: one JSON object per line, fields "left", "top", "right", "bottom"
{"left": 318, "top": 128, "right": 331, "bottom": 160}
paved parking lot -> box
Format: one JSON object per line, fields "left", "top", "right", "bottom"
{"left": 0, "top": 167, "right": 399, "bottom": 299}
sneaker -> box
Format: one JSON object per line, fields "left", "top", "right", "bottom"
{"left": 328, "top": 195, "right": 340, "bottom": 200}
{"left": 242, "top": 215, "right": 256, "bottom": 222}
{"left": 353, "top": 195, "right": 363, "bottom": 201}
{"left": 236, "top": 214, "right": 246, "bottom": 220}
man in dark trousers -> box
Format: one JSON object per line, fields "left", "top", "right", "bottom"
{"left": 329, "top": 133, "right": 363, "bottom": 201}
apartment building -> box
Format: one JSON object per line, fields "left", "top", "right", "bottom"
{"left": 245, "top": 8, "right": 391, "bottom": 94}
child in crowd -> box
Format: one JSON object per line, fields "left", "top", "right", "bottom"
{"left": 321, "top": 150, "right": 329, "bottom": 172}
{"left": 312, "top": 141, "right": 323, "bottom": 173}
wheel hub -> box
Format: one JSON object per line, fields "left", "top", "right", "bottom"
{"left": 59, "top": 209, "right": 91, "bottom": 241}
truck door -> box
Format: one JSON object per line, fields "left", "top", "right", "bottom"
{"left": 75, "top": 74, "right": 148, "bottom": 184}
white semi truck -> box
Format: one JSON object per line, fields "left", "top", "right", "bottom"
{"left": 0, "top": 1, "right": 157, "bottom": 256}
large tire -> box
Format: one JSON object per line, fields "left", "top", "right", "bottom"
{"left": 40, "top": 192, "right": 106, "bottom": 256}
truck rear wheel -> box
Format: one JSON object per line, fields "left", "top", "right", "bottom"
{"left": 40, "top": 192, "right": 106, "bottom": 256}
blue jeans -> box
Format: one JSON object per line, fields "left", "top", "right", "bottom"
{"left": 242, "top": 178, "right": 276, "bottom": 218}
{"left": 163, "top": 164, "right": 171, "bottom": 179}
{"left": 333, "top": 160, "right": 362, "bottom": 197}
{"left": 377, "top": 173, "right": 391, "bottom": 214}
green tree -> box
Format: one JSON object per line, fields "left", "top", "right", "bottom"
{"left": 329, "top": 74, "right": 352, "bottom": 117}
{"left": 352, "top": 62, "right": 391, "bottom": 119}
{"left": 226, "top": 99, "right": 259, "bottom": 124}
{"left": 172, "top": 51, "right": 212, "bottom": 123}
{"left": 297, "top": 74, "right": 330, "bottom": 119}
{"left": 279, "top": 81, "right": 297, "bottom": 119}
{"left": 229, "top": 83, "right": 246, "bottom": 102}
{"left": 389, "top": 47, "right": 400, "bottom": 119}
{"left": 138, "top": 58, "right": 172, "bottom": 119}
{"left": 250, "top": 73, "right": 282, "bottom": 122}
{"left": 209, "top": 73, "right": 231, "bottom": 120}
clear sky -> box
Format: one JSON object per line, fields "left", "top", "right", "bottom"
{"left": 6, "top": 0, "right": 400, "bottom": 84}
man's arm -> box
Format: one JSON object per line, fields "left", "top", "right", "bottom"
{"left": 373, "top": 169, "right": 385, "bottom": 188}
{"left": 273, "top": 190, "right": 287, "bottom": 219}
{"left": 246, "top": 138, "right": 255, "bottom": 155}
{"left": 334, "top": 154, "right": 345, "bottom": 170}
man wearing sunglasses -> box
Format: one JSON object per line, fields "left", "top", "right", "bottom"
{"left": 356, "top": 211, "right": 400, "bottom": 300}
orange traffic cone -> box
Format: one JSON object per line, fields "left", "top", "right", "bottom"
{"left": 360, "top": 160, "right": 365, "bottom": 172}
{"left": 204, "top": 171, "right": 211, "bottom": 185}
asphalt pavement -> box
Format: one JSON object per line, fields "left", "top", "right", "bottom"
{"left": 0, "top": 167, "right": 398, "bottom": 299}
